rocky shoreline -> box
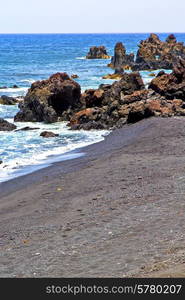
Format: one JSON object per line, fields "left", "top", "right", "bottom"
{"left": 1, "top": 33, "right": 185, "bottom": 134}
{"left": 9, "top": 57, "right": 185, "bottom": 132}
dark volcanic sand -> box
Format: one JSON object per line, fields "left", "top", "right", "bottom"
{"left": 0, "top": 117, "right": 185, "bottom": 278}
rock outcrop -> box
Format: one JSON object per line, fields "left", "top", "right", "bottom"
{"left": 69, "top": 72, "right": 147, "bottom": 129}
{"left": 69, "top": 59, "right": 185, "bottom": 130}
{"left": 13, "top": 57, "right": 185, "bottom": 131}
{"left": 133, "top": 33, "right": 185, "bottom": 71}
{"left": 109, "top": 34, "right": 185, "bottom": 72}
{"left": 40, "top": 131, "right": 59, "bottom": 138}
{"left": 0, "top": 118, "right": 17, "bottom": 131}
{"left": 86, "top": 46, "right": 111, "bottom": 59}
{"left": 110, "top": 42, "right": 134, "bottom": 70}
{"left": 71, "top": 74, "right": 79, "bottom": 79}
{"left": 14, "top": 73, "right": 82, "bottom": 123}
{"left": 0, "top": 95, "right": 18, "bottom": 105}
{"left": 149, "top": 58, "right": 185, "bottom": 99}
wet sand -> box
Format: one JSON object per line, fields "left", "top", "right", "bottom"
{"left": 0, "top": 116, "right": 185, "bottom": 277}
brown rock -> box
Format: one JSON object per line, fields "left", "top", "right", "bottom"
{"left": 0, "top": 95, "right": 18, "bottom": 105}
{"left": 14, "top": 73, "right": 82, "bottom": 123}
{"left": 127, "top": 102, "right": 154, "bottom": 123}
{"left": 71, "top": 74, "right": 79, "bottom": 79}
{"left": 120, "top": 90, "right": 149, "bottom": 104}
{"left": 70, "top": 108, "right": 100, "bottom": 124}
{"left": 0, "top": 118, "right": 17, "bottom": 131}
{"left": 166, "top": 34, "right": 177, "bottom": 44}
{"left": 149, "top": 58, "right": 185, "bottom": 99}
{"left": 81, "top": 89, "right": 104, "bottom": 108}
{"left": 110, "top": 42, "right": 134, "bottom": 69}
{"left": 40, "top": 131, "right": 59, "bottom": 138}
{"left": 133, "top": 33, "right": 185, "bottom": 71}
{"left": 86, "top": 46, "right": 111, "bottom": 59}
{"left": 102, "top": 73, "right": 123, "bottom": 80}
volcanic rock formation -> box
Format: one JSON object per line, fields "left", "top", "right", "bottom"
{"left": 86, "top": 46, "right": 111, "bottom": 59}
{"left": 69, "top": 59, "right": 185, "bottom": 129}
{"left": 14, "top": 73, "right": 82, "bottom": 123}
{"left": 110, "top": 42, "right": 134, "bottom": 70}
{"left": 0, "top": 118, "right": 17, "bottom": 131}
{"left": 109, "top": 34, "right": 185, "bottom": 72}
{"left": 149, "top": 57, "right": 185, "bottom": 100}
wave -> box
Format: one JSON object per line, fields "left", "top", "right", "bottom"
{"left": 0, "top": 87, "right": 28, "bottom": 97}
{"left": 0, "top": 122, "right": 109, "bottom": 183}
{"left": 76, "top": 56, "right": 86, "bottom": 60}
{"left": 19, "top": 79, "right": 35, "bottom": 84}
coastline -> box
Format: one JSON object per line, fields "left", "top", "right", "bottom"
{"left": 0, "top": 116, "right": 185, "bottom": 277}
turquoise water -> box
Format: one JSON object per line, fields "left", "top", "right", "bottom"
{"left": 0, "top": 33, "right": 184, "bottom": 182}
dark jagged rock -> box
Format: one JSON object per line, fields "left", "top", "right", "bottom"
{"left": 133, "top": 33, "right": 185, "bottom": 71}
{"left": 70, "top": 108, "right": 103, "bottom": 127}
{"left": 68, "top": 63, "right": 185, "bottom": 130}
{"left": 86, "top": 46, "right": 111, "bottom": 59}
{"left": 120, "top": 90, "right": 149, "bottom": 105}
{"left": 84, "top": 72, "right": 144, "bottom": 107}
{"left": 81, "top": 89, "right": 104, "bottom": 108}
{"left": 0, "top": 118, "right": 17, "bottom": 131}
{"left": 166, "top": 34, "right": 177, "bottom": 44}
{"left": 40, "top": 131, "right": 59, "bottom": 138}
{"left": 13, "top": 58, "right": 185, "bottom": 132}
{"left": 110, "top": 42, "right": 134, "bottom": 70}
{"left": 71, "top": 74, "right": 79, "bottom": 79}
{"left": 109, "top": 34, "right": 185, "bottom": 72}
{"left": 0, "top": 95, "right": 18, "bottom": 105}
{"left": 68, "top": 72, "right": 146, "bottom": 129}
{"left": 70, "top": 121, "right": 107, "bottom": 130}
{"left": 127, "top": 105, "right": 154, "bottom": 123}
{"left": 109, "top": 72, "right": 145, "bottom": 97}
{"left": 14, "top": 73, "right": 82, "bottom": 123}
{"left": 148, "top": 58, "right": 185, "bottom": 99}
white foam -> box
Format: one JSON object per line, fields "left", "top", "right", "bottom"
{"left": 19, "top": 79, "right": 35, "bottom": 84}
{"left": 0, "top": 87, "right": 27, "bottom": 92}
{"left": 0, "top": 87, "right": 28, "bottom": 96}
{"left": 143, "top": 77, "right": 152, "bottom": 86}
{"left": 76, "top": 56, "right": 86, "bottom": 60}
{"left": 0, "top": 121, "right": 110, "bottom": 183}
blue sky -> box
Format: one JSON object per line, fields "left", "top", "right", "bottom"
{"left": 0, "top": 0, "right": 184, "bottom": 33}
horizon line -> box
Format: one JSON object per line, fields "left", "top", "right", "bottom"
{"left": 0, "top": 32, "right": 185, "bottom": 35}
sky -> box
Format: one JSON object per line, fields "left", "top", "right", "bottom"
{"left": 0, "top": 0, "right": 184, "bottom": 33}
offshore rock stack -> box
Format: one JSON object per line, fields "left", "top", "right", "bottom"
{"left": 86, "top": 46, "right": 111, "bottom": 59}
{"left": 109, "top": 33, "right": 185, "bottom": 72}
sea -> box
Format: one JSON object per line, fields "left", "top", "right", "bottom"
{"left": 0, "top": 33, "right": 184, "bottom": 183}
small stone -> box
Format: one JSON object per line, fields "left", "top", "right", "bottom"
{"left": 40, "top": 131, "right": 59, "bottom": 138}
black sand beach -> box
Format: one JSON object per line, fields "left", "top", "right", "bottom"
{"left": 0, "top": 116, "right": 185, "bottom": 277}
